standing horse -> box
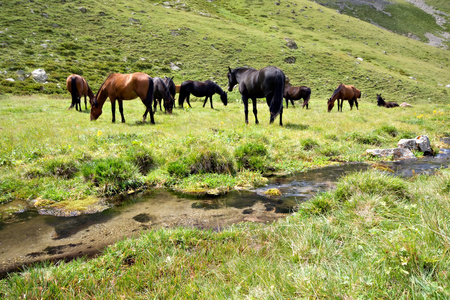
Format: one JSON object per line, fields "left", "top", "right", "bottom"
{"left": 376, "top": 94, "right": 399, "bottom": 108}
{"left": 283, "top": 79, "right": 311, "bottom": 109}
{"left": 178, "top": 80, "right": 228, "bottom": 109}
{"left": 327, "top": 84, "right": 361, "bottom": 112}
{"left": 90, "top": 72, "right": 155, "bottom": 124}
{"left": 66, "top": 74, "right": 95, "bottom": 112}
{"left": 152, "top": 77, "right": 175, "bottom": 113}
{"left": 227, "top": 66, "right": 285, "bottom": 125}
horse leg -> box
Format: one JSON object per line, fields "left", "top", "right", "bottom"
{"left": 186, "top": 94, "right": 192, "bottom": 108}
{"left": 354, "top": 98, "right": 359, "bottom": 110}
{"left": 285, "top": 98, "right": 289, "bottom": 108}
{"left": 252, "top": 98, "right": 259, "bottom": 124}
{"left": 338, "top": 99, "right": 342, "bottom": 112}
{"left": 349, "top": 99, "right": 354, "bottom": 111}
{"left": 242, "top": 97, "right": 249, "bottom": 124}
{"left": 203, "top": 96, "right": 208, "bottom": 108}
{"left": 279, "top": 107, "right": 283, "bottom": 126}
{"left": 210, "top": 95, "right": 214, "bottom": 109}
{"left": 111, "top": 99, "right": 116, "bottom": 123}
{"left": 290, "top": 99, "right": 295, "bottom": 107}
{"left": 84, "top": 95, "right": 87, "bottom": 110}
{"left": 118, "top": 100, "right": 125, "bottom": 123}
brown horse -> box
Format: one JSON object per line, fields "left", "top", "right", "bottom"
{"left": 327, "top": 84, "right": 361, "bottom": 112}
{"left": 283, "top": 79, "right": 311, "bottom": 109}
{"left": 376, "top": 94, "right": 399, "bottom": 108}
{"left": 66, "top": 74, "right": 95, "bottom": 111}
{"left": 90, "top": 72, "right": 155, "bottom": 124}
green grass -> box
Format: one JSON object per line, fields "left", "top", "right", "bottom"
{"left": 1, "top": 169, "right": 449, "bottom": 298}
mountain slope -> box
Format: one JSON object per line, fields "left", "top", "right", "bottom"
{"left": 0, "top": 0, "right": 448, "bottom": 103}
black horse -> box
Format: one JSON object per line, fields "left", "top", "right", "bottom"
{"left": 163, "top": 76, "right": 176, "bottom": 101}
{"left": 227, "top": 66, "right": 285, "bottom": 125}
{"left": 178, "top": 80, "right": 227, "bottom": 109}
{"left": 152, "top": 77, "right": 175, "bottom": 113}
{"left": 377, "top": 94, "right": 399, "bottom": 108}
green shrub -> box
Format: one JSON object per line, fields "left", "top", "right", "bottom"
{"left": 235, "top": 142, "right": 268, "bottom": 172}
{"left": 189, "top": 149, "right": 235, "bottom": 175}
{"left": 81, "top": 158, "right": 143, "bottom": 195}
{"left": 126, "top": 146, "right": 155, "bottom": 175}
{"left": 376, "top": 125, "right": 398, "bottom": 138}
{"left": 347, "top": 131, "right": 384, "bottom": 146}
{"left": 299, "top": 192, "right": 335, "bottom": 215}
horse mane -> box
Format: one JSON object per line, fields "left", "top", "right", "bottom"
{"left": 331, "top": 84, "right": 343, "bottom": 98}
{"left": 95, "top": 73, "right": 114, "bottom": 99}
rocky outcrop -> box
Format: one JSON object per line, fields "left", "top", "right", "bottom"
{"left": 367, "top": 135, "right": 434, "bottom": 159}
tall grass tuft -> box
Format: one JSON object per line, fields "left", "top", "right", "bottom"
{"left": 81, "top": 158, "right": 143, "bottom": 195}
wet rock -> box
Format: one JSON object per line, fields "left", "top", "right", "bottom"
{"left": 398, "top": 135, "right": 434, "bottom": 156}
{"left": 170, "top": 62, "right": 181, "bottom": 71}
{"left": 284, "top": 38, "right": 298, "bottom": 49}
{"left": 366, "top": 148, "right": 416, "bottom": 160}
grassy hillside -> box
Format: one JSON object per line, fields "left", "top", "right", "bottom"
{"left": 0, "top": 0, "right": 449, "bottom": 104}
{"left": 316, "top": 0, "right": 450, "bottom": 48}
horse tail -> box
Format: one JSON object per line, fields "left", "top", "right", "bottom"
{"left": 269, "top": 71, "right": 285, "bottom": 119}
{"left": 302, "top": 87, "right": 311, "bottom": 108}
{"left": 71, "top": 76, "right": 78, "bottom": 108}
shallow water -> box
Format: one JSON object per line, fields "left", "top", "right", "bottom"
{"left": 0, "top": 151, "right": 448, "bottom": 275}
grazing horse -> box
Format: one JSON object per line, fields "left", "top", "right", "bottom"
{"left": 90, "top": 72, "right": 155, "bottom": 124}
{"left": 327, "top": 84, "right": 361, "bottom": 112}
{"left": 163, "top": 76, "right": 176, "bottom": 100}
{"left": 178, "top": 80, "right": 228, "bottom": 109}
{"left": 227, "top": 66, "right": 285, "bottom": 125}
{"left": 151, "top": 77, "right": 175, "bottom": 113}
{"left": 376, "top": 94, "right": 399, "bottom": 108}
{"left": 66, "top": 74, "right": 94, "bottom": 111}
{"left": 283, "top": 79, "right": 311, "bottom": 109}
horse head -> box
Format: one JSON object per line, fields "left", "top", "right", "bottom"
{"left": 376, "top": 94, "right": 384, "bottom": 106}
{"left": 90, "top": 100, "right": 102, "bottom": 120}
{"left": 227, "top": 67, "right": 238, "bottom": 92}
{"left": 221, "top": 91, "right": 228, "bottom": 106}
{"left": 327, "top": 98, "right": 334, "bottom": 112}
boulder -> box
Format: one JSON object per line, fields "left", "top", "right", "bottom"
{"left": 31, "top": 69, "right": 48, "bottom": 83}
{"left": 398, "top": 135, "right": 433, "bottom": 156}
{"left": 366, "top": 148, "right": 416, "bottom": 160}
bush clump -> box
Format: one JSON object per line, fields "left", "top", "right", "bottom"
{"left": 234, "top": 142, "right": 268, "bottom": 172}
{"left": 168, "top": 149, "right": 235, "bottom": 178}
{"left": 81, "top": 158, "right": 143, "bottom": 195}
{"left": 126, "top": 145, "right": 155, "bottom": 175}
{"left": 43, "top": 159, "right": 78, "bottom": 179}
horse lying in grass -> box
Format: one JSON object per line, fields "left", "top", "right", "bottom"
{"left": 90, "top": 72, "right": 156, "bottom": 124}
{"left": 178, "top": 80, "right": 227, "bottom": 109}
{"left": 227, "top": 66, "right": 285, "bottom": 125}
{"left": 283, "top": 78, "right": 311, "bottom": 109}
{"left": 327, "top": 83, "right": 361, "bottom": 112}
{"left": 376, "top": 94, "right": 399, "bottom": 108}
{"left": 66, "top": 74, "right": 95, "bottom": 111}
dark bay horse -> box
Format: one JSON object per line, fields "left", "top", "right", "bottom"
{"left": 66, "top": 74, "right": 95, "bottom": 112}
{"left": 178, "top": 80, "right": 227, "bottom": 109}
{"left": 227, "top": 66, "right": 285, "bottom": 125}
{"left": 283, "top": 79, "right": 311, "bottom": 109}
{"left": 90, "top": 72, "right": 155, "bottom": 124}
{"left": 377, "top": 94, "right": 399, "bottom": 108}
{"left": 163, "top": 76, "right": 176, "bottom": 100}
{"left": 152, "top": 77, "right": 175, "bottom": 113}
{"left": 327, "top": 84, "right": 361, "bottom": 112}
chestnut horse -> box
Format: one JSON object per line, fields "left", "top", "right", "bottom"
{"left": 227, "top": 66, "right": 285, "bottom": 125}
{"left": 151, "top": 77, "right": 175, "bottom": 113}
{"left": 178, "top": 80, "right": 228, "bottom": 109}
{"left": 376, "top": 94, "right": 399, "bottom": 108}
{"left": 90, "top": 72, "right": 155, "bottom": 124}
{"left": 66, "top": 74, "right": 94, "bottom": 112}
{"left": 327, "top": 84, "right": 361, "bottom": 112}
{"left": 283, "top": 79, "right": 311, "bottom": 109}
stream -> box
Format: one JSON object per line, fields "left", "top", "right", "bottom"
{"left": 0, "top": 146, "right": 448, "bottom": 276}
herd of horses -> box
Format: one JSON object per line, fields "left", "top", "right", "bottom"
{"left": 66, "top": 66, "right": 407, "bottom": 126}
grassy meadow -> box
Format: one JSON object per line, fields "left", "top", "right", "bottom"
{"left": 0, "top": 0, "right": 449, "bottom": 297}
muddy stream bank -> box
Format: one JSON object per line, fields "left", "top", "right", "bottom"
{"left": 0, "top": 152, "right": 448, "bottom": 276}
